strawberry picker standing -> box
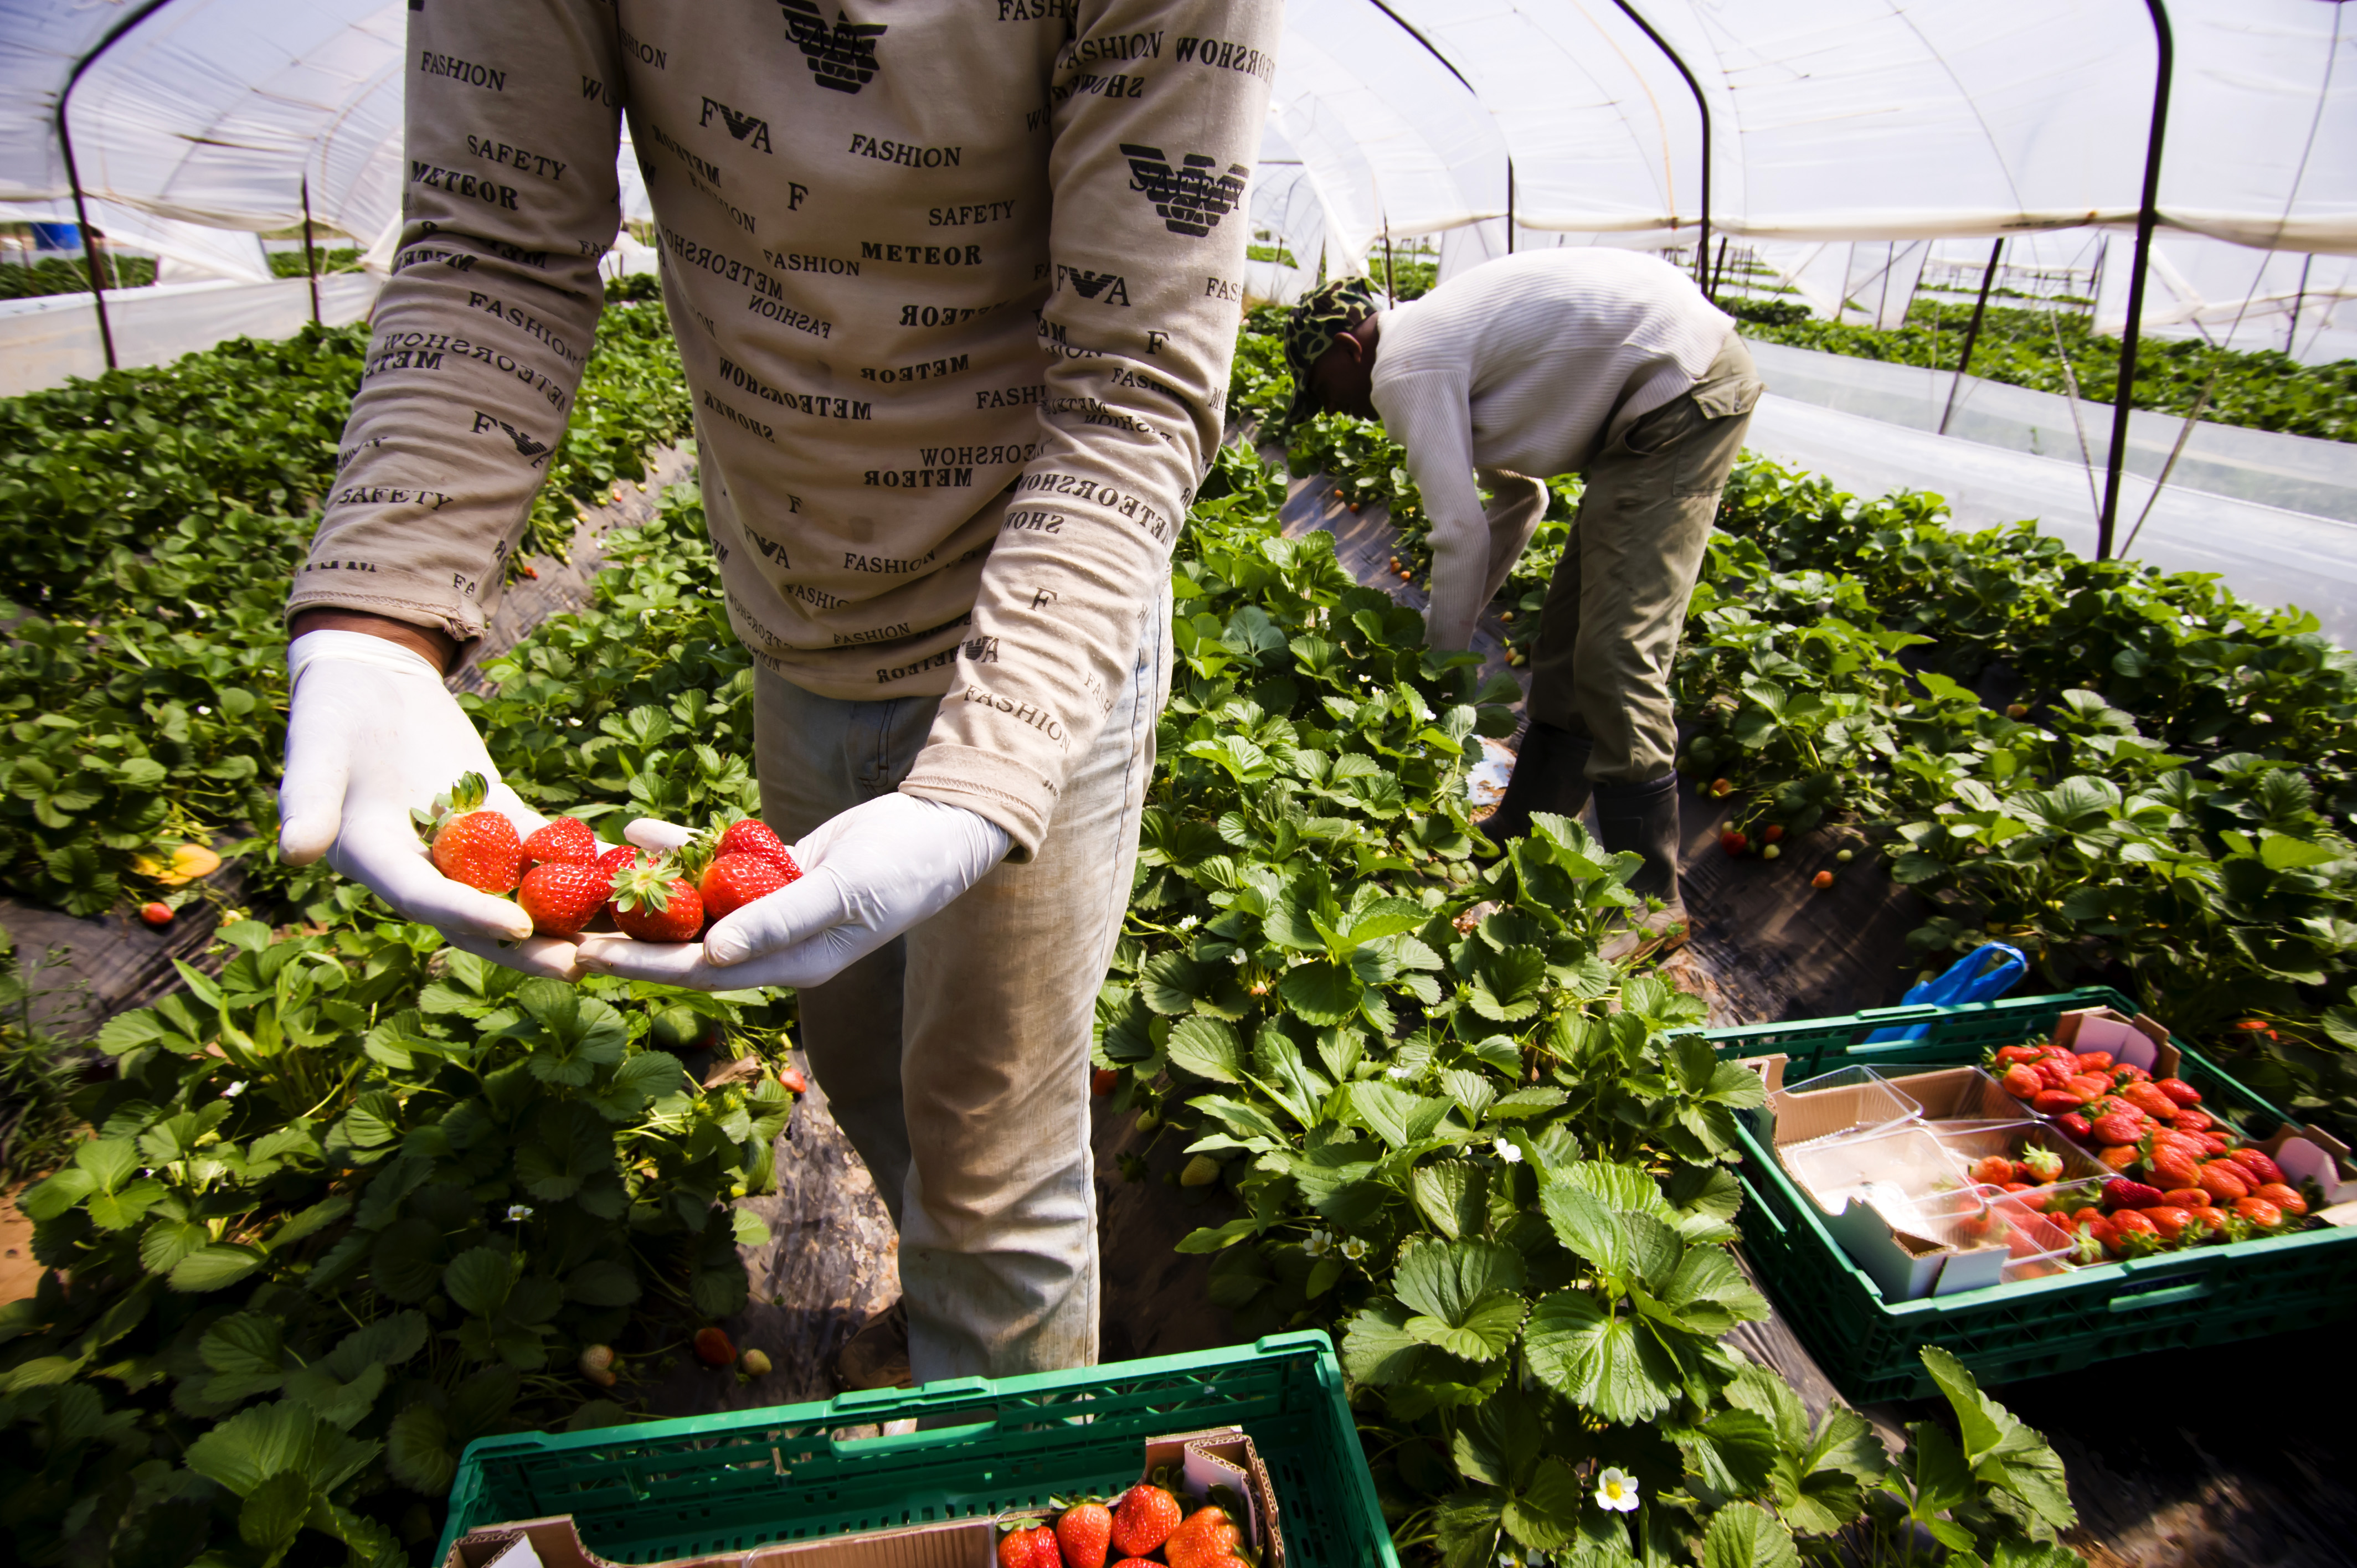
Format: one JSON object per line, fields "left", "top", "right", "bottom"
{"left": 1282, "top": 251, "right": 1763, "bottom": 953}
{"left": 278, "top": 2, "right": 1275, "bottom": 1389}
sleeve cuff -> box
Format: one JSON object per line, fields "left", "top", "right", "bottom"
{"left": 899, "top": 743, "right": 1054, "bottom": 863}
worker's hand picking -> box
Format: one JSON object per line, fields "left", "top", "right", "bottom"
{"left": 277, "top": 629, "right": 583, "bottom": 979}
{"left": 575, "top": 793, "right": 1009, "bottom": 991}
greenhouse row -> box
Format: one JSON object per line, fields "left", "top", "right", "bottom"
{"left": 0, "top": 4, "right": 2351, "bottom": 1568}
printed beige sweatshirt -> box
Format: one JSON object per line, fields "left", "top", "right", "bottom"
{"left": 291, "top": 0, "right": 1277, "bottom": 856}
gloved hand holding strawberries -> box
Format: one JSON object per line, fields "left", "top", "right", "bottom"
{"left": 392, "top": 765, "right": 1007, "bottom": 991}
{"left": 281, "top": 626, "right": 1006, "bottom": 990}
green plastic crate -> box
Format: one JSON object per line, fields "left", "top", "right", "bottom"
{"left": 435, "top": 1332, "right": 1394, "bottom": 1568}
{"left": 1705, "top": 988, "right": 2357, "bottom": 1401}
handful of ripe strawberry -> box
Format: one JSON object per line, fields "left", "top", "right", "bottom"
{"left": 997, "top": 1483, "right": 1252, "bottom": 1568}
{"left": 409, "top": 776, "right": 805, "bottom": 943}
{"left": 1989, "top": 1038, "right": 2315, "bottom": 1257}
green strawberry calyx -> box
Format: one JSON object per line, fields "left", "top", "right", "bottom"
{"left": 412, "top": 771, "right": 495, "bottom": 840}
{"left": 611, "top": 857, "right": 681, "bottom": 913}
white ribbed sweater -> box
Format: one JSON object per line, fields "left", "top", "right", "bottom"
{"left": 1368, "top": 249, "right": 1733, "bottom": 649}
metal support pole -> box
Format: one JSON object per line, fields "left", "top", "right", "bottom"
{"left": 2288, "top": 253, "right": 2312, "bottom": 358}
{"left": 301, "top": 176, "right": 321, "bottom": 326}
{"left": 1611, "top": 0, "right": 1712, "bottom": 290}
{"left": 1709, "top": 236, "right": 1729, "bottom": 302}
{"left": 1939, "top": 238, "right": 2005, "bottom": 436}
{"left": 59, "top": 126, "right": 115, "bottom": 370}
{"left": 1382, "top": 218, "right": 1396, "bottom": 302}
{"left": 1505, "top": 161, "right": 1515, "bottom": 255}
{"left": 2097, "top": 0, "right": 2175, "bottom": 562}
{"left": 54, "top": 0, "right": 176, "bottom": 373}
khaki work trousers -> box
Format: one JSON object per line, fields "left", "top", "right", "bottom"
{"left": 1526, "top": 333, "right": 1764, "bottom": 783}
{"left": 752, "top": 598, "right": 1171, "bottom": 1384}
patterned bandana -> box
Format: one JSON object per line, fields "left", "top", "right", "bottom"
{"left": 1279, "top": 277, "right": 1381, "bottom": 429}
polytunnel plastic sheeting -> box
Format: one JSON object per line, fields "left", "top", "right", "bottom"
{"left": 0, "top": 0, "right": 138, "bottom": 205}
{"left": 1741, "top": 394, "right": 2357, "bottom": 648}
{"left": 0, "top": 271, "right": 380, "bottom": 396}
{"left": 1269, "top": 0, "right": 1505, "bottom": 272}
{"left": 1255, "top": 1, "right": 2357, "bottom": 267}
{"left": 51, "top": 0, "right": 408, "bottom": 244}
{"left": 1743, "top": 338, "right": 2357, "bottom": 525}
{"left": 0, "top": 192, "right": 271, "bottom": 282}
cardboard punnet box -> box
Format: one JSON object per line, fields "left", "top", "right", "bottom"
{"left": 440, "top": 1427, "right": 1285, "bottom": 1568}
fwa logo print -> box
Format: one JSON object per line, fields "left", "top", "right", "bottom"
{"left": 1120, "top": 145, "right": 1250, "bottom": 238}
{"left": 780, "top": 0, "right": 886, "bottom": 93}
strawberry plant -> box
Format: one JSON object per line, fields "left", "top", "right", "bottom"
{"left": 1107, "top": 442, "right": 2084, "bottom": 1568}
{"left": 1736, "top": 298, "right": 2357, "bottom": 445}
{"left": 0, "top": 286, "right": 696, "bottom": 922}
{"left": 0, "top": 906, "right": 788, "bottom": 1566}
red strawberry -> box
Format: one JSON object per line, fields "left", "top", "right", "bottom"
{"left": 522, "top": 816, "right": 599, "bottom": 866}
{"left": 2226, "top": 1148, "right": 2284, "bottom": 1186}
{"left": 1994, "top": 1045, "right": 2044, "bottom": 1067}
{"left": 1164, "top": 1506, "right": 1243, "bottom": 1568}
{"left": 2195, "top": 1162, "right": 2251, "bottom": 1203}
{"left": 2056, "top": 1112, "right": 2093, "bottom": 1139}
{"left": 716, "top": 817, "right": 802, "bottom": 879}
{"left": 518, "top": 860, "right": 615, "bottom": 938}
{"left": 2019, "top": 1146, "right": 2064, "bottom": 1183}
{"left": 416, "top": 772, "right": 523, "bottom": 893}
{"left": 699, "top": 852, "right": 793, "bottom": 922}
{"left": 1720, "top": 829, "right": 1748, "bottom": 857}
{"left": 612, "top": 859, "right": 705, "bottom": 943}
{"left": 778, "top": 1064, "right": 809, "bottom": 1094}
{"left": 1969, "top": 1156, "right": 2015, "bottom": 1186}
{"left": 139, "top": 901, "right": 173, "bottom": 927}
{"left": 2160, "top": 1188, "right": 2210, "bottom": 1210}
{"left": 1110, "top": 1484, "right": 1182, "bottom": 1559}
{"left": 2123, "top": 1082, "right": 2179, "bottom": 1121}
{"left": 2255, "top": 1182, "right": 2308, "bottom": 1216}
{"left": 2155, "top": 1076, "right": 2202, "bottom": 1107}
{"left": 2001, "top": 1064, "right": 2043, "bottom": 1099}
{"left": 2235, "top": 1195, "right": 2286, "bottom": 1230}
{"left": 1091, "top": 1067, "right": 1120, "bottom": 1096}
{"left": 2091, "top": 1111, "right": 2147, "bottom": 1147}
{"left": 1761, "top": 823, "right": 1785, "bottom": 843}
{"left": 997, "top": 1526, "right": 1058, "bottom": 1568}
{"left": 2143, "top": 1205, "right": 2194, "bottom": 1241}
{"left": 2075, "top": 1051, "right": 2114, "bottom": 1072}
{"left": 2032, "top": 1089, "right": 2088, "bottom": 1116}
{"left": 1057, "top": 1502, "right": 1114, "bottom": 1568}
{"left": 693, "top": 1327, "right": 735, "bottom": 1366}
{"left": 1810, "top": 869, "right": 1834, "bottom": 890}
{"left": 2171, "top": 1107, "right": 2214, "bottom": 1133}
{"left": 2102, "top": 1178, "right": 2164, "bottom": 1210}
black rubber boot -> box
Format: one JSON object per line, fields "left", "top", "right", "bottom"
{"left": 1481, "top": 723, "right": 1593, "bottom": 849}
{"left": 1593, "top": 774, "right": 1689, "bottom": 959}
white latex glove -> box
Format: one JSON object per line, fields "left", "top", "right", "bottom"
{"left": 278, "top": 630, "right": 582, "bottom": 979}
{"left": 575, "top": 792, "right": 1010, "bottom": 991}
{"left": 1425, "top": 473, "right": 1551, "bottom": 652}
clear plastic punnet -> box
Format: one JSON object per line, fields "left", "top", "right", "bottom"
{"left": 1765, "top": 1065, "right": 1923, "bottom": 1149}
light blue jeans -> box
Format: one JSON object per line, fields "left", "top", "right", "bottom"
{"left": 752, "top": 600, "right": 1170, "bottom": 1383}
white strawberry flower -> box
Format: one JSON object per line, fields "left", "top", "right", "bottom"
{"left": 1594, "top": 1467, "right": 1639, "bottom": 1513}
{"left": 507, "top": 1204, "right": 536, "bottom": 1222}
{"left": 1340, "top": 1236, "right": 1370, "bottom": 1262}
{"left": 1494, "top": 1138, "right": 1523, "bottom": 1164}
{"left": 1302, "top": 1229, "right": 1333, "bottom": 1257}
{"left": 222, "top": 1081, "right": 246, "bottom": 1098}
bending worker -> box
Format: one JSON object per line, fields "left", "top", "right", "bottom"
{"left": 277, "top": 1, "right": 1273, "bottom": 1389}
{"left": 1283, "top": 250, "right": 1762, "bottom": 949}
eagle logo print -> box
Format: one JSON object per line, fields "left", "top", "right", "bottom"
{"left": 780, "top": 0, "right": 886, "bottom": 93}
{"left": 1120, "top": 145, "right": 1250, "bottom": 237}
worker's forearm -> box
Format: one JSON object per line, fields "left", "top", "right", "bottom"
{"left": 288, "top": 608, "right": 462, "bottom": 675}
{"left": 1424, "top": 519, "right": 1489, "bottom": 652}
